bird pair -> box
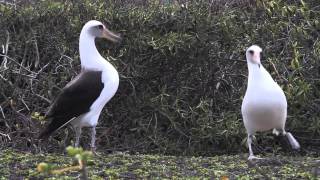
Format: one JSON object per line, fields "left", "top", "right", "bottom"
{"left": 39, "top": 20, "right": 300, "bottom": 160}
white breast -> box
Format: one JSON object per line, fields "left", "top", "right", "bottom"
{"left": 76, "top": 61, "right": 119, "bottom": 128}
{"left": 241, "top": 66, "right": 287, "bottom": 133}
{"left": 92, "top": 62, "right": 119, "bottom": 113}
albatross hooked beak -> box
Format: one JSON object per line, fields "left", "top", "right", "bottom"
{"left": 102, "top": 28, "right": 122, "bottom": 43}
{"left": 252, "top": 53, "right": 259, "bottom": 63}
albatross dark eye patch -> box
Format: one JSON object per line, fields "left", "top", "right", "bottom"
{"left": 97, "top": 25, "right": 104, "bottom": 30}
{"left": 249, "top": 50, "right": 254, "bottom": 55}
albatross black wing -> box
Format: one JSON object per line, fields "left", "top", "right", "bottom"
{"left": 39, "top": 70, "right": 104, "bottom": 139}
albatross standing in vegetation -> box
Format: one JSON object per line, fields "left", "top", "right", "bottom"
{"left": 241, "top": 45, "right": 300, "bottom": 160}
{"left": 39, "top": 20, "right": 121, "bottom": 152}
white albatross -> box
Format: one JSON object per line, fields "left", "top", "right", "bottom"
{"left": 39, "top": 20, "right": 121, "bottom": 152}
{"left": 241, "top": 45, "right": 300, "bottom": 160}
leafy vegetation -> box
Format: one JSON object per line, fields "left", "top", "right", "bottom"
{"left": 0, "top": 0, "right": 319, "bottom": 156}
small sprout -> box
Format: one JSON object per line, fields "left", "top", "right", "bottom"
{"left": 37, "top": 162, "right": 50, "bottom": 173}
{"left": 31, "top": 112, "right": 39, "bottom": 119}
{"left": 66, "top": 146, "right": 83, "bottom": 156}
{"left": 86, "top": 159, "right": 95, "bottom": 166}
{"left": 31, "top": 112, "right": 46, "bottom": 121}
{"left": 39, "top": 116, "right": 45, "bottom": 121}
{"left": 75, "top": 154, "right": 82, "bottom": 161}
{"left": 37, "top": 147, "right": 92, "bottom": 179}
{"left": 81, "top": 151, "right": 93, "bottom": 161}
{"left": 34, "top": 112, "right": 40, "bottom": 117}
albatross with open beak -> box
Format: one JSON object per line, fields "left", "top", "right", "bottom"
{"left": 241, "top": 45, "right": 300, "bottom": 160}
{"left": 39, "top": 20, "right": 121, "bottom": 152}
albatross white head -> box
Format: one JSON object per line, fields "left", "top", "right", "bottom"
{"left": 79, "top": 20, "right": 121, "bottom": 69}
{"left": 246, "top": 45, "right": 262, "bottom": 67}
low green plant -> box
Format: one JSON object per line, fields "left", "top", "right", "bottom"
{"left": 37, "top": 146, "right": 93, "bottom": 179}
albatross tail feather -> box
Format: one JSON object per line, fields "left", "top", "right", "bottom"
{"left": 38, "top": 117, "right": 75, "bottom": 139}
{"left": 38, "top": 117, "right": 56, "bottom": 139}
{"left": 286, "top": 132, "right": 301, "bottom": 150}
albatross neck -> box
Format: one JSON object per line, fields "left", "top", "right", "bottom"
{"left": 79, "top": 31, "right": 105, "bottom": 70}
{"left": 247, "top": 60, "right": 265, "bottom": 83}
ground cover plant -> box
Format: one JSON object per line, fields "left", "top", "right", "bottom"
{"left": 0, "top": 148, "right": 319, "bottom": 179}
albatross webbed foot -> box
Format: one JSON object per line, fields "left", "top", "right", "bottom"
{"left": 248, "top": 155, "right": 265, "bottom": 161}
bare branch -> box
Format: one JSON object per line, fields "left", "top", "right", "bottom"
{"left": 32, "top": 30, "right": 40, "bottom": 68}
{"left": 35, "top": 94, "right": 51, "bottom": 104}
{"left": 0, "top": 131, "right": 11, "bottom": 141}
{"left": 1, "top": 31, "right": 10, "bottom": 69}
{"left": 0, "top": 105, "right": 5, "bottom": 119}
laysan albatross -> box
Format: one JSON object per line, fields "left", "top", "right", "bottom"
{"left": 39, "top": 20, "right": 121, "bottom": 151}
{"left": 241, "top": 45, "right": 300, "bottom": 160}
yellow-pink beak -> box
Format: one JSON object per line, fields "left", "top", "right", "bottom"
{"left": 252, "top": 53, "right": 260, "bottom": 63}
{"left": 102, "top": 28, "right": 121, "bottom": 43}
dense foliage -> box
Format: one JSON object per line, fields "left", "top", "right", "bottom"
{"left": 0, "top": 0, "right": 319, "bottom": 155}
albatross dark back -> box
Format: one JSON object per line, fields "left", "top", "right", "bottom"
{"left": 39, "top": 70, "right": 104, "bottom": 139}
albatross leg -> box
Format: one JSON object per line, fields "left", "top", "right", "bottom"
{"left": 75, "top": 126, "right": 82, "bottom": 147}
{"left": 279, "top": 129, "right": 300, "bottom": 150}
{"left": 90, "top": 126, "right": 97, "bottom": 154}
{"left": 247, "top": 134, "right": 263, "bottom": 161}
{"left": 247, "top": 134, "right": 255, "bottom": 160}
